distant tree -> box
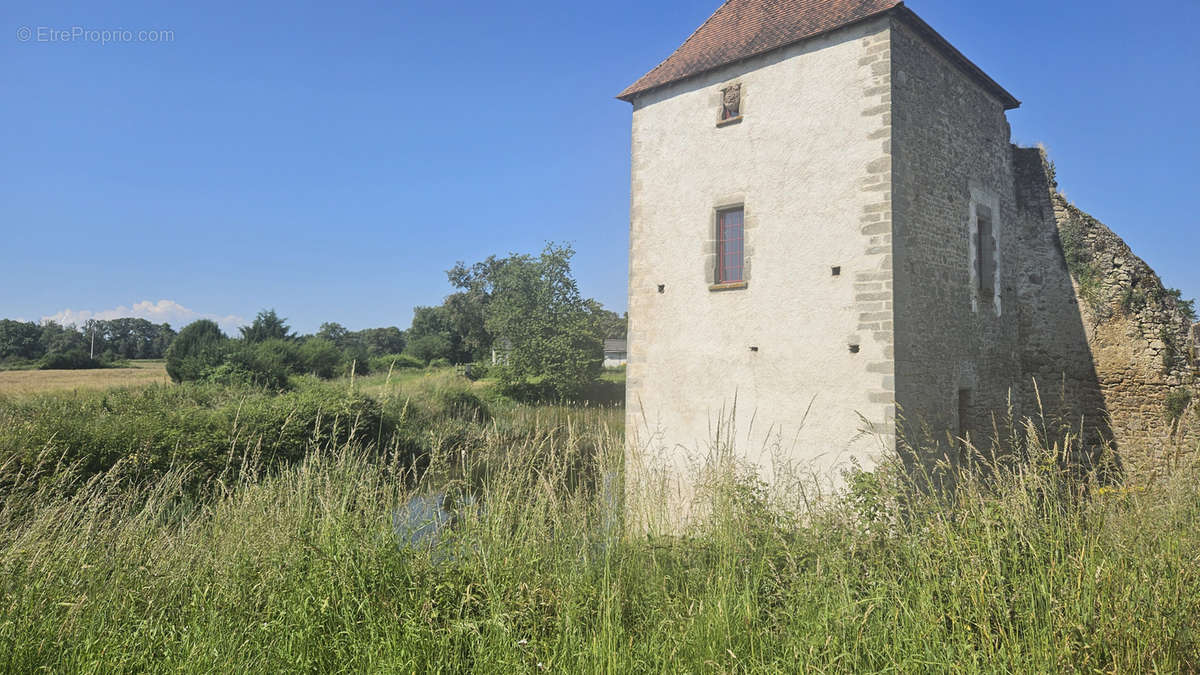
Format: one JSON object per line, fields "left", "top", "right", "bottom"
{"left": 406, "top": 333, "right": 453, "bottom": 364}
{"left": 484, "top": 243, "right": 603, "bottom": 398}
{"left": 298, "top": 338, "right": 342, "bottom": 379}
{"left": 165, "top": 320, "right": 228, "bottom": 383}
{"left": 316, "top": 322, "right": 349, "bottom": 347}
{"left": 407, "top": 306, "right": 463, "bottom": 362}
{"left": 39, "top": 321, "right": 86, "bottom": 356}
{"left": 0, "top": 320, "right": 44, "bottom": 361}
{"left": 586, "top": 301, "right": 628, "bottom": 339}
{"left": 353, "top": 326, "right": 406, "bottom": 356}
{"left": 239, "top": 309, "right": 294, "bottom": 343}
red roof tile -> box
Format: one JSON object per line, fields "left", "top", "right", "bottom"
{"left": 618, "top": 0, "right": 1019, "bottom": 110}
{"left": 619, "top": 0, "right": 901, "bottom": 101}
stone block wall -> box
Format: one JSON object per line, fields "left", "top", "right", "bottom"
{"left": 1011, "top": 148, "right": 1108, "bottom": 449}
{"left": 889, "top": 16, "right": 1023, "bottom": 454}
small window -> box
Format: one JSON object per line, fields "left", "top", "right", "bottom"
{"left": 975, "top": 205, "right": 996, "bottom": 305}
{"left": 720, "top": 84, "right": 741, "bottom": 121}
{"left": 716, "top": 206, "right": 744, "bottom": 284}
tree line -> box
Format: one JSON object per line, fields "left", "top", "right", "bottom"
{"left": 7, "top": 243, "right": 626, "bottom": 396}
{"left": 0, "top": 318, "right": 177, "bottom": 369}
{"left": 164, "top": 244, "right": 625, "bottom": 397}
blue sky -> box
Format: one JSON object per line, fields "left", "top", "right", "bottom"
{"left": 4, "top": 0, "right": 1197, "bottom": 334}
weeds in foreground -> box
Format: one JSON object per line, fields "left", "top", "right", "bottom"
{"left": 0, "top": 395, "right": 1198, "bottom": 672}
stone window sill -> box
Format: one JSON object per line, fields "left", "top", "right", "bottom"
{"left": 709, "top": 281, "right": 748, "bottom": 292}
{"left": 716, "top": 115, "right": 743, "bottom": 128}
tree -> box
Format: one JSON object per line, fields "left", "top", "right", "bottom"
{"left": 407, "top": 306, "right": 463, "bottom": 362}
{"left": 484, "top": 243, "right": 603, "bottom": 398}
{"left": 446, "top": 255, "right": 507, "bottom": 361}
{"left": 406, "top": 334, "right": 453, "bottom": 364}
{"left": 239, "top": 309, "right": 294, "bottom": 343}
{"left": 165, "top": 320, "right": 228, "bottom": 383}
{"left": 38, "top": 321, "right": 87, "bottom": 357}
{"left": 316, "top": 322, "right": 349, "bottom": 347}
{"left": 586, "top": 301, "right": 628, "bottom": 339}
{"left": 298, "top": 338, "right": 343, "bottom": 378}
{"left": 352, "top": 326, "right": 406, "bottom": 356}
{"left": 0, "top": 320, "right": 44, "bottom": 361}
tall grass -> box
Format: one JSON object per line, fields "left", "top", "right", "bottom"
{"left": 0, "top": 386, "right": 1198, "bottom": 671}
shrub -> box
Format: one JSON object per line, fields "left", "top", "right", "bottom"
{"left": 225, "top": 339, "right": 300, "bottom": 390}
{"left": 165, "top": 320, "right": 228, "bottom": 383}
{"left": 298, "top": 338, "right": 342, "bottom": 379}
{"left": 369, "top": 353, "right": 423, "bottom": 374}
{"left": 1165, "top": 388, "right": 1193, "bottom": 429}
{"left": 429, "top": 357, "right": 452, "bottom": 369}
{"left": 435, "top": 388, "right": 490, "bottom": 423}
{"left": 38, "top": 349, "right": 104, "bottom": 370}
{"left": 406, "top": 334, "right": 453, "bottom": 364}
{"left": 464, "top": 361, "right": 492, "bottom": 381}
{"left": 0, "top": 382, "right": 401, "bottom": 492}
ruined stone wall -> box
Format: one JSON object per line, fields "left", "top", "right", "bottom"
{"left": 890, "top": 17, "right": 1023, "bottom": 452}
{"left": 1014, "top": 149, "right": 1198, "bottom": 476}
{"left": 1052, "top": 187, "right": 1197, "bottom": 475}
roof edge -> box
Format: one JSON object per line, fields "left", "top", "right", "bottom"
{"left": 616, "top": 3, "right": 1021, "bottom": 111}
{"left": 616, "top": 4, "right": 897, "bottom": 103}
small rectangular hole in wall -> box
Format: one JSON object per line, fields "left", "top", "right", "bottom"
{"left": 657, "top": 284, "right": 665, "bottom": 294}
{"left": 832, "top": 266, "right": 842, "bottom": 277}
{"left": 749, "top": 346, "right": 759, "bottom": 353}
{"left": 849, "top": 344, "right": 860, "bottom": 354}
{"left": 957, "top": 389, "right": 972, "bottom": 441}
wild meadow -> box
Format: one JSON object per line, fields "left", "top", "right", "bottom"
{"left": 1, "top": 369, "right": 1198, "bottom": 672}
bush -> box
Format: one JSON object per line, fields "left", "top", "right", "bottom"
{"left": 225, "top": 339, "right": 300, "bottom": 390}
{"left": 435, "top": 388, "right": 490, "bottom": 422}
{"left": 299, "top": 338, "right": 342, "bottom": 379}
{"left": 165, "top": 320, "right": 228, "bottom": 383}
{"left": 369, "top": 353, "right": 423, "bottom": 374}
{"left": 429, "top": 357, "right": 451, "bottom": 369}
{"left": 464, "top": 361, "right": 492, "bottom": 381}
{"left": 406, "top": 334, "right": 452, "bottom": 364}
{"left": 38, "top": 349, "right": 104, "bottom": 370}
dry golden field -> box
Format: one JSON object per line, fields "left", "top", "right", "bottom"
{"left": 0, "top": 360, "right": 170, "bottom": 398}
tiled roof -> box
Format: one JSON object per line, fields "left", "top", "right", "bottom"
{"left": 619, "top": 0, "right": 901, "bottom": 101}
{"left": 618, "top": 0, "right": 1019, "bottom": 110}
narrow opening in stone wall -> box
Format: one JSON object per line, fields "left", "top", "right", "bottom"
{"left": 831, "top": 266, "right": 841, "bottom": 276}
{"left": 976, "top": 206, "right": 996, "bottom": 306}
{"left": 957, "top": 388, "right": 972, "bottom": 442}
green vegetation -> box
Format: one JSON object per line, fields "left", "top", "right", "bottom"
{"left": 0, "top": 318, "right": 172, "bottom": 370}
{"left": 1, "top": 372, "right": 1198, "bottom": 671}
{"left": 1056, "top": 218, "right": 1104, "bottom": 313}
{"left": 1166, "top": 388, "right": 1194, "bottom": 430}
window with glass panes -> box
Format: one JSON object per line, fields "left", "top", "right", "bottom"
{"left": 716, "top": 207, "right": 744, "bottom": 283}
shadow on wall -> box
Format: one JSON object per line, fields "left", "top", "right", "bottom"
{"left": 1012, "top": 147, "right": 1117, "bottom": 478}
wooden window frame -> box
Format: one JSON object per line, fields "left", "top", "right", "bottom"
{"left": 715, "top": 206, "right": 745, "bottom": 285}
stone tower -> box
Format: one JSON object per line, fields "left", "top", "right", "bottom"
{"left": 619, "top": 0, "right": 1194, "bottom": 527}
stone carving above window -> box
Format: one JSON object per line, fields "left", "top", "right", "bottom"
{"left": 720, "top": 84, "right": 741, "bottom": 122}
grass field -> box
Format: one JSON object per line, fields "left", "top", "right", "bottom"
{"left": 0, "top": 359, "right": 169, "bottom": 398}
{"left": 1, "top": 371, "right": 1197, "bottom": 671}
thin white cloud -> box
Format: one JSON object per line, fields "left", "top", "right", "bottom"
{"left": 41, "top": 300, "right": 245, "bottom": 335}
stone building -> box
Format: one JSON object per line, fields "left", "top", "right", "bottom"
{"left": 619, "top": 0, "right": 1196, "bottom": 524}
